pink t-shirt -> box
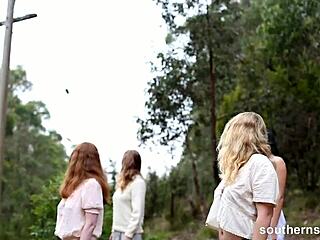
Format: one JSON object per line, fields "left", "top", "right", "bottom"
{"left": 55, "top": 178, "right": 104, "bottom": 239}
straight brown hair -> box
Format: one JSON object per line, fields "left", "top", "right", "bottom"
{"left": 117, "top": 150, "right": 141, "bottom": 191}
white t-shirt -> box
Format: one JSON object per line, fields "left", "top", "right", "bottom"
{"left": 55, "top": 178, "right": 104, "bottom": 239}
{"left": 215, "top": 153, "right": 279, "bottom": 239}
{"left": 112, "top": 175, "right": 146, "bottom": 238}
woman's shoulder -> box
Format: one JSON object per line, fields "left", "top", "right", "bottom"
{"left": 131, "top": 174, "right": 146, "bottom": 187}
{"left": 270, "top": 155, "right": 286, "bottom": 166}
{"left": 270, "top": 155, "right": 286, "bottom": 173}
{"left": 133, "top": 174, "right": 145, "bottom": 183}
{"left": 249, "top": 153, "right": 273, "bottom": 168}
{"left": 83, "top": 178, "right": 101, "bottom": 188}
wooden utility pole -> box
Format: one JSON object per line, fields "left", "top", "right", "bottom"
{"left": 0, "top": 0, "right": 37, "bottom": 210}
{"left": 0, "top": 0, "right": 16, "bottom": 210}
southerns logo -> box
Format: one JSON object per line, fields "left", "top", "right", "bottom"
{"left": 260, "top": 225, "right": 320, "bottom": 235}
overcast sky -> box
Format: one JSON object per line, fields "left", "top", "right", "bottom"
{"left": 0, "top": 0, "right": 183, "bottom": 176}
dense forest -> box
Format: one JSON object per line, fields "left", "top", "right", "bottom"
{"left": 138, "top": 0, "right": 320, "bottom": 239}
{"left": 0, "top": 0, "right": 319, "bottom": 239}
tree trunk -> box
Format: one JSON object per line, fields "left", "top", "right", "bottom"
{"left": 186, "top": 135, "right": 207, "bottom": 218}
{"left": 209, "top": 53, "right": 220, "bottom": 185}
{"left": 190, "top": 155, "right": 207, "bottom": 218}
{"left": 188, "top": 197, "right": 198, "bottom": 217}
{"left": 206, "top": 4, "right": 220, "bottom": 186}
{"left": 170, "top": 191, "right": 175, "bottom": 219}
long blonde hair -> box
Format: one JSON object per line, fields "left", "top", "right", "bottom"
{"left": 217, "top": 112, "right": 271, "bottom": 185}
{"left": 117, "top": 150, "right": 141, "bottom": 191}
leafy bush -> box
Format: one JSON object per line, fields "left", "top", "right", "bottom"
{"left": 29, "top": 175, "right": 63, "bottom": 239}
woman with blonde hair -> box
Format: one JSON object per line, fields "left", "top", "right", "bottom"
{"left": 110, "top": 150, "right": 146, "bottom": 240}
{"left": 206, "top": 112, "right": 279, "bottom": 240}
{"left": 55, "top": 142, "right": 110, "bottom": 240}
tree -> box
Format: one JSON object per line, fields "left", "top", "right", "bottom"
{"left": 220, "top": 0, "right": 320, "bottom": 191}
{"left": 0, "top": 67, "right": 67, "bottom": 239}
{"left": 140, "top": 0, "right": 319, "bottom": 236}
{"left": 137, "top": 0, "right": 242, "bottom": 217}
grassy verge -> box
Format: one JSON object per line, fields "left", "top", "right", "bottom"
{"left": 143, "top": 217, "right": 177, "bottom": 240}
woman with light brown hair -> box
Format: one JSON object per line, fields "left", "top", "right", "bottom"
{"left": 109, "top": 150, "right": 146, "bottom": 240}
{"left": 55, "top": 142, "right": 110, "bottom": 240}
{"left": 206, "top": 112, "right": 279, "bottom": 240}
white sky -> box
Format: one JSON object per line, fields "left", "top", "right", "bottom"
{"left": 0, "top": 0, "right": 183, "bottom": 177}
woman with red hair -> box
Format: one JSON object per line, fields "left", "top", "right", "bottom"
{"left": 55, "top": 142, "right": 110, "bottom": 240}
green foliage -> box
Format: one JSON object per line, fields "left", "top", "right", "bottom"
{"left": 145, "top": 171, "right": 167, "bottom": 219}
{"left": 144, "top": 231, "right": 175, "bottom": 240}
{"left": 195, "top": 227, "right": 218, "bottom": 240}
{"left": 283, "top": 189, "right": 320, "bottom": 227}
{"left": 143, "top": 216, "right": 176, "bottom": 240}
{"left": 140, "top": 0, "right": 320, "bottom": 238}
{"left": 29, "top": 175, "right": 62, "bottom": 240}
{"left": 222, "top": 0, "right": 320, "bottom": 191}
{"left": 101, "top": 205, "right": 113, "bottom": 239}
{"left": 138, "top": 0, "right": 244, "bottom": 221}
{"left": 29, "top": 175, "right": 113, "bottom": 240}
{"left": 0, "top": 67, "right": 67, "bottom": 239}
{"left": 138, "top": 0, "right": 242, "bottom": 147}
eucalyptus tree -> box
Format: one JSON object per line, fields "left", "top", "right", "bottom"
{"left": 220, "top": 0, "right": 320, "bottom": 191}
{"left": 137, "top": 0, "right": 243, "bottom": 217}
{"left": 0, "top": 67, "right": 66, "bottom": 239}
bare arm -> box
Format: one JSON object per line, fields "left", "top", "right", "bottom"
{"left": 270, "top": 157, "right": 287, "bottom": 239}
{"left": 252, "top": 202, "right": 274, "bottom": 240}
{"left": 80, "top": 211, "right": 98, "bottom": 240}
